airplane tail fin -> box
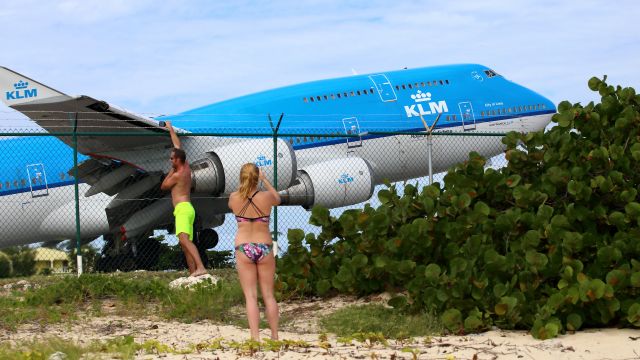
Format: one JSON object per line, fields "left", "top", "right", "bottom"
{"left": 0, "top": 66, "right": 70, "bottom": 108}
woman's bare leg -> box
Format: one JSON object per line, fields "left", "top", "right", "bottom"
{"left": 236, "top": 251, "right": 260, "bottom": 340}
{"left": 257, "top": 253, "right": 278, "bottom": 340}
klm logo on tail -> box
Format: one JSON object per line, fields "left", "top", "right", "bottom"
{"left": 6, "top": 80, "right": 38, "bottom": 101}
{"left": 404, "top": 90, "right": 448, "bottom": 118}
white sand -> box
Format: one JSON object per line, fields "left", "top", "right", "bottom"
{"left": 2, "top": 301, "right": 639, "bottom": 359}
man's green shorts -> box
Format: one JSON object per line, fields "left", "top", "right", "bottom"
{"left": 174, "top": 202, "right": 195, "bottom": 241}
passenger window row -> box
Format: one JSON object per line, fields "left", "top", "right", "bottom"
{"left": 0, "top": 172, "right": 68, "bottom": 190}
{"left": 395, "top": 79, "right": 450, "bottom": 91}
{"left": 480, "top": 104, "right": 547, "bottom": 117}
{"left": 303, "top": 88, "right": 377, "bottom": 103}
{"left": 287, "top": 133, "right": 340, "bottom": 145}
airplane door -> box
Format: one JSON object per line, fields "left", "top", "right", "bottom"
{"left": 459, "top": 102, "right": 476, "bottom": 131}
{"left": 26, "top": 163, "right": 49, "bottom": 197}
{"left": 342, "top": 117, "right": 362, "bottom": 149}
{"left": 369, "top": 74, "right": 397, "bottom": 102}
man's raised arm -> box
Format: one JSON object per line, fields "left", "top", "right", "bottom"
{"left": 165, "top": 121, "right": 181, "bottom": 149}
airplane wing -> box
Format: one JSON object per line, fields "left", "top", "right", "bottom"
{"left": 0, "top": 66, "right": 174, "bottom": 154}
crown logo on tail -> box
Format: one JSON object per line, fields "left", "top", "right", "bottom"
{"left": 14, "top": 80, "right": 29, "bottom": 90}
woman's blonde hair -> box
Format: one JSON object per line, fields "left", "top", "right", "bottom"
{"left": 238, "top": 163, "right": 259, "bottom": 199}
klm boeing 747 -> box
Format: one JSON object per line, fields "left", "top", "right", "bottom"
{"left": 0, "top": 65, "right": 555, "bottom": 263}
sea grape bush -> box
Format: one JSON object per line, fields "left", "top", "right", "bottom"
{"left": 276, "top": 77, "right": 640, "bottom": 338}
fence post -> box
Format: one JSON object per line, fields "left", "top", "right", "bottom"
{"left": 268, "top": 114, "right": 284, "bottom": 249}
{"left": 71, "top": 112, "right": 82, "bottom": 276}
{"left": 419, "top": 113, "right": 441, "bottom": 185}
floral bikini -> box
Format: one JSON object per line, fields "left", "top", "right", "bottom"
{"left": 234, "top": 191, "right": 272, "bottom": 263}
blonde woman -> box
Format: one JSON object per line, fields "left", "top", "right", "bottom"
{"left": 228, "top": 163, "right": 281, "bottom": 340}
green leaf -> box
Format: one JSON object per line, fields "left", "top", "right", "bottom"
{"left": 441, "top": 309, "right": 463, "bottom": 331}
{"left": 424, "top": 264, "right": 441, "bottom": 282}
{"left": 464, "top": 315, "right": 483, "bottom": 331}
{"left": 352, "top": 254, "right": 368, "bottom": 268}
{"left": 566, "top": 313, "right": 583, "bottom": 331}
{"left": 588, "top": 77, "right": 602, "bottom": 91}
{"left": 505, "top": 175, "right": 521, "bottom": 188}
{"left": 316, "top": 280, "right": 331, "bottom": 296}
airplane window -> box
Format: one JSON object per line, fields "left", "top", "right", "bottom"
{"left": 483, "top": 69, "right": 499, "bottom": 78}
{"left": 542, "top": 104, "right": 546, "bottom": 109}
{"left": 331, "top": 94, "right": 335, "bottom": 100}
{"left": 14, "top": 180, "right": 18, "bottom": 188}
{"left": 453, "top": 115, "right": 457, "bottom": 120}
{"left": 296, "top": 138, "right": 300, "bottom": 144}
{"left": 5, "top": 181, "right": 9, "bottom": 188}
{"left": 502, "top": 108, "right": 506, "bottom": 114}
{"left": 0, "top": 182, "right": 2, "bottom": 189}
{"left": 303, "top": 97, "right": 308, "bottom": 103}
{"left": 395, "top": 85, "right": 400, "bottom": 90}
{"left": 344, "top": 92, "right": 348, "bottom": 97}
{"left": 21, "top": 179, "right": 26, "bottom": 187}
{"left": 518, "top": 106, "right": 522, "bottom": 112}
{"left": 401, "top": 85, "right": 406, "bottom": 90}
{"left": 323, "top": 95, "right": 328, "bottom": 100}
{"left": 337, "top": 93, "right": 341, "bottom": 98}
{"left": 289, "top": 138, "right": 293, "bottom": 145}
{"left": 445, "top": 80, "right": 450, "bottom": 84}
{"left": 427, "top": 81, "right": 431, "bottom": 86}
{"left": 439, "top": 80, "right": 444, "bottom": 85}
{"left": 421, "top": 82, "right": 425, "bottom": 87}
{"left": 357, "top": 90, "right": 361, "bottom": 96}
{"left": 350, "top": 91, "right": 355, "bottom": 96}
{"left": 408, "top": 84, "right": 413, "bottom": 89}
{"left": 414, "top": 83, "right": 419, "bottom": 88}
{"left": 316, "top": 96, "right": 321, "bottom": 101}
{"left": 446, "top": 115, "right": 450, "bottom": 121}
{"left": 432, "top": 80, "right": 437, "bottom": 86}
{"left": 481, "top": 111, "right": 485, "bottom": 116}
{"left": 491, "top": 110, "right": 496, "bottom": 116}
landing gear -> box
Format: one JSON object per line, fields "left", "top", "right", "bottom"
{"left": 94, "top": 227, "right": 219, "bottom": 272}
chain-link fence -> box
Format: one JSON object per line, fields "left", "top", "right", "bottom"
{"left": 0, "top": 115, "right": 510, "bottom": 277}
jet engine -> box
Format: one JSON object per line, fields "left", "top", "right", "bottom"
{"left": 190, "top": 138, "right": 297, "bottom": 195}
{"left": 279, "top": 157, "right": 375, "bottom": 209}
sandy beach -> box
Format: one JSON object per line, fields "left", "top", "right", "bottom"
{"left": 2, "top": 295, "right": 639, "bottom": 360}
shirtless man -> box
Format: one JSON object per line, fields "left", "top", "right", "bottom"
{"left": 160, "top": 121, "right": 207, "bottom": 277}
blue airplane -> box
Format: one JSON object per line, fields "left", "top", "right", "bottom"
{"left": 0, "top": 65, "right": 555, "bottom": 264}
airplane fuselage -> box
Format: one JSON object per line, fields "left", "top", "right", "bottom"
{"left": 0, "top": 64, "right": 555, "bottom": 247}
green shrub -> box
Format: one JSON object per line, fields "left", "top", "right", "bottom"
{"left": 7, "top": 247, "right": 36, "bottom": 277}
{"left": 277, "top": 76, "right": 640, "bottom": 338}
{"left": 0, "top": 251, "right": 13, "bottom": 278}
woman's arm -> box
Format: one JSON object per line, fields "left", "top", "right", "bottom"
{"left": 259, "top": 168, "right": 281, "bottom": 205}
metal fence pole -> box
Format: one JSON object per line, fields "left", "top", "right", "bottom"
{"left": 427, "top": 134, "right": 433, "bottom": 184}
{"left": 71, "top": 113, "right": 82, "bottom": 276}
{"left": 268, "top": 114, "right": 284, "bottom": 248}
{"left": 418, "top": 113, "right": 441, "bottom": 185}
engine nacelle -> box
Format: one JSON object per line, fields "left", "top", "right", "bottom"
{"left": 279, "top": 157, "right": 375, "bottom": 209}
{"left": 190, "top": 138, "right": 296, "bottom": 195}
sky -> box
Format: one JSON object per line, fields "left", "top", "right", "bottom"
{"left": 1, "top": 0, "right": 639, "bottom": 128}
{"left": 0, "top": 0, "right": 638, "bottom": 253}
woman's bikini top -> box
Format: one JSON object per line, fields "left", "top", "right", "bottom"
{"left": 235, "top": 191, "right": 270, "bottom": 223}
